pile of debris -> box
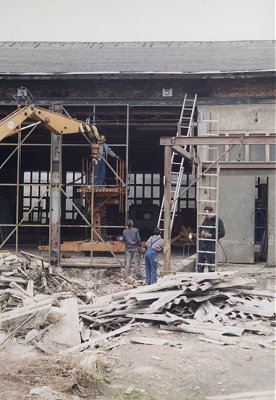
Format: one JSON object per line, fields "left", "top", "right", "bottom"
{"left": 0, "top": 250, "right": 275, "bottom": 354}
{"left": 0, "top": 251, "right": 85, "bottom": 350}
{"left": 74, "top": 270, "right": 275, "bottom": 351}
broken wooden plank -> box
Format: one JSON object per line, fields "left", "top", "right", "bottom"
{"left": 149, "top": 290, "right": 184, "bottom": 311}
{"left": 160, "top": 321, "right": 244, "bottom": 336}
{"left": 130, "top": 336, "right": 170, "bottom": 346}
{"left": 0, "top": 298, "right": 53, "bottom": 330}
{"left": 61, "top": 323, "right": 135, "bottom": 354}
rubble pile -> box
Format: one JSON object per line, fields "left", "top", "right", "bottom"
{"left": 76, "top": 270, "right": 275, "bottom": 350}
{"left": 0, "top": 250, "right": 275, "bottom": 354}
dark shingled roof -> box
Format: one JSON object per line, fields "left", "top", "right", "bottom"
{"left": 0, "top": 40, "right": 275, "bottom": 75}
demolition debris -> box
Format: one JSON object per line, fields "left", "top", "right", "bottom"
{"left": 0, "top": 251, "right": 275, "bottom": 355}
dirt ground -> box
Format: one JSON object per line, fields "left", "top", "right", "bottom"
{"left": 0, "top": 256, "right": 275, "bottom": 400}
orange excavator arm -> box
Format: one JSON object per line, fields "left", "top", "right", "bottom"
{"left": 0, "top": 104, "right": 101, "bottom": 142}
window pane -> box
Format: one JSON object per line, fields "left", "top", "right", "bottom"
{"left": 41, "top": 172, "right": 48, "bottom": 183}
{"left": 153, "top": 187, "right": 160, "bottom": 197}
{"left": 144, "top": 174, "right": 151, "bottom": 184}
{"left": 249, "top": 145, "right": 265, "bottom": 161}
{"left": 32, "top": 185, "right": 38, "bottom": 197}
{"left": 31, "top": 198, "right": 38, "bottom": 209}
{"left": 153, "top": 174, "right": 160, "bottom": 184}
{"left": 144, "top": 186, "right": 151, "bottom": 197}
{"left": 40, "top": 185, "right": 47, "bottom": 196}
{"left": 24, "top": 172, "right": 31, "bottom": 183}
{"left": 67, "top": 172, "right": 73, "bottom": 183}
{"left": 66, "top": 186, "right": 73, "bottom": 197}
{"left": 136, "top": 174, "right": 143, "bottom": 184}
{"left": 66, "top": 199, "right": 72, "bottom": 211}
{"left": 32, "top": 212, "right": 38, "bottom": 222}
{"left": 32, "top": 172, "right": 39, "bottom": 183}
{"left": 23, "top": 198, "right": 30, "bottom": 207}
{"left": 188, "top": 187, "right": 195, "bottom": 198}
{"left": 270, "top": 144, "right": 276, "bottom": 161}
{"left": 129, "top": 174, "right": 135, "bottom": 184}
{"left": 24, "top": 186, "right": 30, "bottom": 196}
{"left": 136, "top": 186, "right": 143, "bottom": 197}
{"left": 128, "top": 186, "right": 134, "bottom": 198}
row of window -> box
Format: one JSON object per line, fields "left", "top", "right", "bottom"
{"left": 22, "top": 171, "right": 196, "bottom": 223}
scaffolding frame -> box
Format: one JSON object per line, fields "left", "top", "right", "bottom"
{"left": 0, "top": 103, "right": 130, "bottom": 267}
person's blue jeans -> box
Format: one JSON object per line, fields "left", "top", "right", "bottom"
{"left": 145, "top": 246, "right": 158, "bottom": 285}
{"left": 94, "top": 159, "right": 106, "bottom": 185}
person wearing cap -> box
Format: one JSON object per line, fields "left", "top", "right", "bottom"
{"left": 94, "top": 135, "right": 120, "bottom": 186}
{"left": 144, "top": 227, "right": 165, "bottom": 285}
{"left": 198, "top": 205, "right": 225, "bottom": 273}
{"left": 122, "top": 219, "right": 142, "bottom": 279}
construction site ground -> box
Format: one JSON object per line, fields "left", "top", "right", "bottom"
{"left": 0, "top": 249, "right": 275, "bottom": 400}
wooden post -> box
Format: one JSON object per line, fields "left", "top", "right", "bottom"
{"left": 163, "top": 144, "right": 172, "bottom": 273}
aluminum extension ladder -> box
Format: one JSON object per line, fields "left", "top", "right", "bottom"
{"left": 158, "top": 93, "right": 197, "bottom": 234}
{"left": 196, "top": 156, "right": 220, "bottom": 272}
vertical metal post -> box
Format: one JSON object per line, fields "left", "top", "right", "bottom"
{"left": 90, "top": 165, "right": 94, "bottom": 265}
{"left": 125, "top": 104, "right": 130, "bottom": 222}
{"left": 163, "top": 144, "right": 172, "bottom": 273}
{"left": 49, "top": 133, "right": 62, "bottom": 265}
{"left": 15, "top": 129, "right": 21, "bottom": 254}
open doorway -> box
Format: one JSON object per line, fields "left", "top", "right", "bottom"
{"left": 254, "top": 177, "right": 268, "bottom": 262}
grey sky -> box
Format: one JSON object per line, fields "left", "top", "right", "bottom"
{"left": 1, "top": 0, "right": 275, "bottom": 42}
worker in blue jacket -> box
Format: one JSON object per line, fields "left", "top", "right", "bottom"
{"left": 144, "top": 227, "right": 165, "bottom": 285}
{"left": 94, "top": 135, "right": 120, "bottom": 185}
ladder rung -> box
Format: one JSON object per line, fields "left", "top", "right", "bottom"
{"left": 203, "top": 173, "right": 218, "bottom": 177}
{"left": 197, "top": 199, "right": 217, "bottom": 202}
{"left": 198, "top": 186, "right": 217, "bottom": 190}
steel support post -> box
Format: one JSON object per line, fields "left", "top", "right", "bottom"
{"left": 163, "top": 144, "right": 172, "bottom": 273}
{"left": 49, "top": 133, "right": 62, "bottom": 265}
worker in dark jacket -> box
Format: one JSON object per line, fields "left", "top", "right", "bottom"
{"left": 198, "top": 205, "right": 225, "bottom": 273}
{"left": 122, "top": 219, "right": 142, "bottom": 279}
{"left": 144, "top": 227, "right": 165, "bottom": 285}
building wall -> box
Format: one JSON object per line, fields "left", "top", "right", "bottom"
{"left": 198, "top": 103, "right": 275, "bottom": 266}
{"left": 198, "top": 104, "right": 276, "bottom": 137}
{"left": 267, "top": 174, "right": 276, "bottom": 266}
{"left": 218, "top": 170, "right": 275, "bottom": 266}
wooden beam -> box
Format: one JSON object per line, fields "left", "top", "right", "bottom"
{"left": 172, "top": 145, "right": 200, "bottom": 164}
{"left": 160, "top": 135, "right": 276, "bottom": 146}
{"left": 203, "top": 161, "right": 276, "bottom": 169}
{"left": 163, "top": 145, "right": 172, "bottom": 273}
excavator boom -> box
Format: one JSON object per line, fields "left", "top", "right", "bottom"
{"left": 0, "top": 104, "right": 101, "bottom": 142}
